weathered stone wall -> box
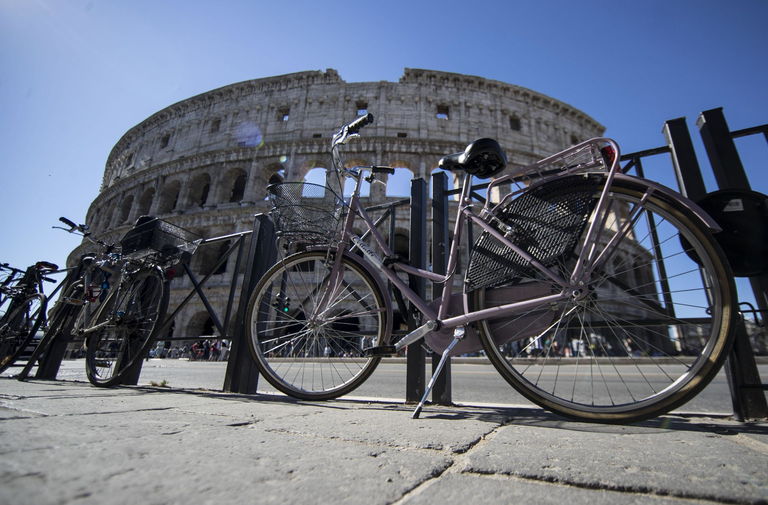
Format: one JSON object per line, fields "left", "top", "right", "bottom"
{"left": 73, "top": 68, "right": 604, "bottom": 343}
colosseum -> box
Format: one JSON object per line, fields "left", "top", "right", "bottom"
{"left": 72, "top": 68, "right": 605, "bottom": 349}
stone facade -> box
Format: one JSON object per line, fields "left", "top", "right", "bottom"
{"left": 73, "top": 68, "right": 604, "bottom": 343}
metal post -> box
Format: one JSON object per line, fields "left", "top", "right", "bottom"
{"left": 430, "top": 172, "right": 452, "bottom": 405}
{"left": 33, "top": 271, "right": 78, "bottom": 380}
{"left": 696, "top": 108, "right": 768, "bottom": 419}
{"left": 663, "top": 117, "right": 707, "bottom": 201}
{"left": 697, "top": 108, "right": 751, "bottom": 190}
{"left": 406, "top": 178, "right": 427, "bottom": 403}
{"left": 223, "top": 214, "right": 277, "bottom": 394}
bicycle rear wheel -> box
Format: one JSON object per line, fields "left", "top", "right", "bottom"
{"left": 476, "top": 176, "right": 736, "bottom": 423}
{"left": 85, "top": 267, "right": 168, "bottom": 387}
{"left": 247, "top": 250, "right": 389, "bottom": 400}
{"left": 0, "top": 294, "right": 46, "bottom": 374}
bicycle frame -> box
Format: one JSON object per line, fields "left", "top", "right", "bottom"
{"left": 326, "top": 138, "right": 627, "bottom": 352}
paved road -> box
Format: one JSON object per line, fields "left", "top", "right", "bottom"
{"left": 14, "top": 357, "right": 758, "bottom": 416}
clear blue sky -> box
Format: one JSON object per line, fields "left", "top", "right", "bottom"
{"left": 1, "top": 0, "right": 766, "bottom": 299}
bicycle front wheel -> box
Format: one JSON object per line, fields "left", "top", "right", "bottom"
{"left": 85, "top": 267, "right": 168, "bottom": 387}
{"left": 0, "top": 294, "right": 46, "bottom": 374}
{"left": 247, "top": 250, "right": 389, "bottom": 400}
{"left": 476, "top": 176, "right": 736, "bottom": 423}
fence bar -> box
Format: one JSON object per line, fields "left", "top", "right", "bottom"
{"left": 405, "top": 178, "right": 427, "bottom": 403}
{"left": 663, "top": 117, "right": 707, "bottom": 201}
{"left": 430, "top": 172, "right": 452, "bottom": 405}
{"left": 223, "top": 214, "right": 276, "bottom": 394}
{"left": 696, "top": 108, "right": 767, "bottom": 419}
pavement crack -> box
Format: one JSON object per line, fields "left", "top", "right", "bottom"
{"left": 460, "top": 469, "right": 759, "bottom": 505}
{"left": 388, "top": 421, "right": 506, "bottom": 505}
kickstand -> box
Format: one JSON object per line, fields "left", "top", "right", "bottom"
{"left": 412, "top": 328, "right": 463, "bottom": 419}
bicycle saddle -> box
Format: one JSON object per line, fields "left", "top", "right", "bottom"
{"left": 438, "top": 138, "right": 507, "bottom": 179}
{"left": 35, "top": 261, "right": 59, "bottom": 271}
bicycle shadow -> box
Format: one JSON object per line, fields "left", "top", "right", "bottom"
{"left": 120, "top": 382, "right": 768, "bottom": 437}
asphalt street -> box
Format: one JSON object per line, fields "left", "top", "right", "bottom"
{"left": 11, "top": 357, "right": 758, "bottom": 416}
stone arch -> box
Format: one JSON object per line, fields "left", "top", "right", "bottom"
{"left": 386, "top": 167, "right": 414, "bottom": 197}
{"left": 299, "top": 159, "right": 327, "bottom": 181}
{"left": 341, "top": 158, "right": 371, "bottom": 197}
{"left": 157, "top": 180, "right": 181, "bottom": 214}
{"left": 137, "top": 187, "right": 155, "bottom": 217}
{"left": 189, "top": 172, "right": 212, "bottom": 208}
{"left": 118, "top": 194, "right": 134, "bottom": 224}
{"left": 195, "top": 239, "right": 232, "bottom": 276}
{"left": 186, "top": 311, "right": 216, "bottom": 340}
{"left": 303, "top": 167, "right": 327, "bottom": 197}
{"left": 225, "top": 168, "right": 248, "bottom": 203}
{"left": 393, "top": 229, "right": 410, "bottom": 261}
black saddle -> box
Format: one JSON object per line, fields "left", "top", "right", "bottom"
{"left": 438, "top": 138, "right": 507, "bottom": 179}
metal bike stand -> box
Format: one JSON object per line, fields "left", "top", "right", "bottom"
{"left": 223, "top": 214, "right": 277, "bottom": 394}
{"left": 28, "top": 269, "right": 76, "bottom": 380}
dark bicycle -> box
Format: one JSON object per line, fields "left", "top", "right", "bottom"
{"left": 0, "top": 260, "right": 60, "bottom": 374}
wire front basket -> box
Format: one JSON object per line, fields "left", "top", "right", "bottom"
{"left": 267, "top": 182, "right": 346, "bottom": 247}
{"left": 120, "top": 218, "right": 202, "bottom": 260}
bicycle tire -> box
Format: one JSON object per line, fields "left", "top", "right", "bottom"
{"left": 85, "top": 267, "right": 169, "bottom": 387}
{"left": 17, "top": 282, "right": 86, "bottom": 380}
{"left": 247, "top": 250, "right": 389, "bottom": 400}
{"left": 475, "top": 175, "right": 736, "bottom": 423}
{"left": 0, "top": 293, "right": 46, "bottom": 374}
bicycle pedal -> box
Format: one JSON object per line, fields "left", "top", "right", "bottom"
{"left": 363, "top": 345, "right": 397, "bottom": 357}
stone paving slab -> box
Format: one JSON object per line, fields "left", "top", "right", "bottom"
{"left": 401, "top": 473, "right": 715, "bottom": 505}
{"left": 463, "top": 419, "right": 768, "bottom": 504}
{"left": 0, "top": 378, "right": 766, "bottom": 505}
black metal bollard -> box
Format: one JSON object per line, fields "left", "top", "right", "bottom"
{"left": 405, "top": 178, "right": 427, "bottom": 403}
{"left": 223, "top": 214, "right": 277, "bottom": 394}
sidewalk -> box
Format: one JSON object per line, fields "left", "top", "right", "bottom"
{"left": 0, "top": 378, "right": 766, "bottom": 505}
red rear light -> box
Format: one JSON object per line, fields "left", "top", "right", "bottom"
{"left": 600, "top": 146, "right": 616, "bottom": 165}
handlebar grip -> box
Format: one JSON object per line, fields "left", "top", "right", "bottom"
{"left": 346, "top": 113, "right": 374, "bottom": 134}
{"left": 42, "top": 276, "right": 57, "bottom": 283}
{"left": 59, "top": 217, "right": 77, "bottom": 229}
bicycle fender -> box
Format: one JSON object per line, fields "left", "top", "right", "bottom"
{"left": 613, "top": 174, "right": 723, "bottom": 233}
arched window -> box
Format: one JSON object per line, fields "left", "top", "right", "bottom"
{"left": 386, "top": 168, "right": 414, "bottom": 197}
{"left": 343, "top": 177, "right": 370, "bottom": 197}
{"left": 268, "top": 173, "right": 284, "bottom": 186}
{"left": 137, "top": 188, "right": 155, "bottom": 217}
{"left": 157, "top": 180, "right": 181, "bottom": 214}
{"left": 303, "top": 167, "right": 327, "bottom": 198}
{"left": 393, "top": 231, "right": 409, "bottom": 261}
{"left": 186, "top": 311, "right": 216, "bottom": 340}
{"left": 99, "top": 204, "right": 115, "bottom": 232}
{"left": 119, "top": 195, "right": 134, "bottom": 224}
{"left": 228, "top": 170, "right": 247, "bottom": 202}
{"left": 195, "top": 239, "right": 231, "bottom": 276}
{"left": 190, "top": 173, "right": 211, "bottom": 207}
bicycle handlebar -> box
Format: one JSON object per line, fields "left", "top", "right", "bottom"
{"left": 346, "top": 113, "right": 374, "bottom": 135}
{"left": 59, "top": 216, "right": 77, "bottom": 230}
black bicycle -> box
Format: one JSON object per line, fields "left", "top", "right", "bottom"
{"left": 16, "top": 217, "right": 122, "bottom": 381}
{"left": 0, "top": 260, "right": 59, "bottom": 374}
{"left": 80, "top": 216, "right": 202, "bottom": 386}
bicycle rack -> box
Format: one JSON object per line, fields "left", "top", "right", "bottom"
{"left": 628, "top": 111, "right": 768, "bottom": 420}
{"left": 26, "top": 109, "right": 766, "bottom": 421}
